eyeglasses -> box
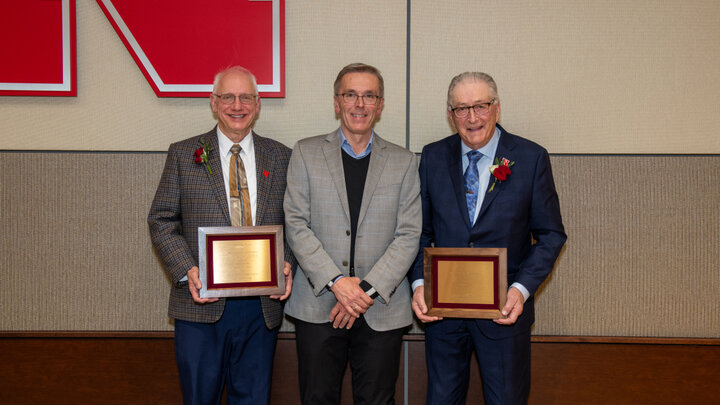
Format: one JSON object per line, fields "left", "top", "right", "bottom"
{"left": 213, "top": 93, "right": 257, "bottom": 105}
{"left": 450, "top": 99, "right": 496, "bottom": 118}
{"left": 336, "top": 92, "right": 381, "bottom": 105}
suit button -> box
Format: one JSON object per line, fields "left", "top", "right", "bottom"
{"left": 346, "top": 230, "right": 350, "bottom": 236}
{"left": 342, "top": 261, "right": 348, "bottom": 266}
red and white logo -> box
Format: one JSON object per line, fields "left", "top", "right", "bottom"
{"left": 0, "top": 0, "right": 77, "bottom": 96}
{"left": 97, "top": 0, "right": 285, "bottom": 98}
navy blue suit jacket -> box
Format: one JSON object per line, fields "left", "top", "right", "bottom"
{"left": 410, "top": 125, "right": 566, "bottom": 338}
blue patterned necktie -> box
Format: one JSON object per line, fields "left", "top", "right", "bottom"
{"left": 464, "top": 150, "right": 483, "bottom": 224}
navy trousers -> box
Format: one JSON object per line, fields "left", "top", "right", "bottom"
{"left": 424, "top": 318, "right": 531, "bottom": 405}
{"left": 174, "top": 298, "right": 278, "bottom": 405}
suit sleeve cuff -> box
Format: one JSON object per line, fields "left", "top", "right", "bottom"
{"left": 510, "top": 282, "right": 530, "bottom": 302}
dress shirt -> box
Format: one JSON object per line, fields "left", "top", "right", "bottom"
{"left": 217, "top": 128, "right": 257, "bottom": 224}
{"left": 461, "top": 128, "right": 500, "bottom": 224}
{"left": 339, "top": 127, "right": 374, "bottom": 159}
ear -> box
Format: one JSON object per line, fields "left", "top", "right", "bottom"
{"left": 209, "top": 94, "right": 218, "bottom": 114}
{"left": 376, "top": 97, "right": 385, "bottom": 118}
{"left": 447, "top": 109, "right": 456, "bottom": 132}
{"left": 334, "top": 95, "right": 341, "bottom": 115}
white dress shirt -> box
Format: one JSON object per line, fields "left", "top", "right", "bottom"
{"left": 217, "top": 128, "right": 257, "bottom": 225}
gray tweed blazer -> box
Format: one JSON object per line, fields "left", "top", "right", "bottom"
{"left": 283, "top": 130, "right": 421, "bottom": 331}
{"left": 148, "top": 127, "right": 294, "bottom": 328}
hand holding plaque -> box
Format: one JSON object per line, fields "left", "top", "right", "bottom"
{"left": 198, "top": 226, "right": 285, "bottom": 298}
{"left": 423, "top": 247, "right": 507, "bottom": 319}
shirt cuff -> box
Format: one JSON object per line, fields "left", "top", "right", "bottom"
{"left": 327, "top": 274, "right": 344, "bottom": 289}
{"left": 411, "top": 279, "right": 424, "bottom": 292}
{"left": 510, "top": 282, "right": 530, "bottom": 302}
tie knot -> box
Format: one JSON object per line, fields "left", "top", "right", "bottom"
{"left": 230, "top": 144, "right": 242, "bottom": 155}
{"left": 467, "top": 150, "right": 482, "bottom": 164}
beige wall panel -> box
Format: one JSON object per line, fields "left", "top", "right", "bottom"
{"left": 409, "top": 0, "right": 720, "bottom": 153}
{"left": 1, "top": 152, "right": 172, "bottom": 330}
{"left": 532, "top": 156, "right": 719, "bottom": 337}
{"left": 2, "top": 153, "right": 718, "bottom": 337}
{"left": 272, "top": 1, "right": 407, "bottom": 147}
{"left": 0, "top": 1, "right": 407, "bottom": 151}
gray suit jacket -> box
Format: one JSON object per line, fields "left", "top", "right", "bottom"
{"left": 148, "top": 127, "right": 294, "bottom": 328}
{"left": 283, "top": 130, "right": 421, "bottom": 331}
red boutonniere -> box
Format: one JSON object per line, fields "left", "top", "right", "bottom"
{"left": 193, "top": 138, "right": 213, "bottom": 174}
{"left": 263, "top": 170, "right": 270, "bottom": 178}
{"left": 488, "top": 157, "right": 514, "bottom": 193}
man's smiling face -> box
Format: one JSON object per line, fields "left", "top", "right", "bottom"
{"left": 448, "top": 79, "right": 500, "bottom": 150}
{"left": 334, "top": 72, "right": 384, "bottom": 139}
{"left": 210, "top": 70, "right": 260, "bottom": 142}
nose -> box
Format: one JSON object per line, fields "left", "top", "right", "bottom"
{"left": 467, "top": 108, "right": 480, "bottom": 121}
{"left": 355, "top": 96, "right": 365, "bottom": 106}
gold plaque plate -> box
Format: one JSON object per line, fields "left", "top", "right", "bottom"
{"left": 212, "top": 239, "right": 272, "bottom": 284}
{"left": 198, "top": 225, "right": 285, "bottom": 298}
{"left": 423, "top": 247, "right": 507, "bottom": 319}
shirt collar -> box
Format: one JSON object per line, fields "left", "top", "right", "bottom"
{"left": 217, "top": 128, "right": 254, "bottom": 157}
{"left": 339, "top": 127, "right": 374, "bottom": 159}
{"left": 460, "top": 127, "right": 501, "bottom": 159}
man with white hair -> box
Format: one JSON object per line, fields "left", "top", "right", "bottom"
{"left": 148, "top": 66, "right": 294, "bottom": 404}
{"left": 410, "top": 72, "right": 566, "bottom": 404}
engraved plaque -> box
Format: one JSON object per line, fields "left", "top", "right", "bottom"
{"left": 423, "top": 247, "right": 507, "bottom": 319}
{"left": 198, "top": 226, "right": 285, "bottom": 298}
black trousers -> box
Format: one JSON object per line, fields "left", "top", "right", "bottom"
{"left": 294, "top": 316, "right": 405, "bottom": 405}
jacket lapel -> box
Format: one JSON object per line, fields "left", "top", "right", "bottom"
{"left": 322, "top": 130, "right": 351, "bottom": 221}
{"left": 253, "top": 132, "right": 270, "bottom": 225}
{"left": 448, "top": 135, "right": 473, "bottom": 230}
{"left": 357, "top": 133, "right": 387, "bottom": 228}
{"left": 204, "top": 129, "right": 231, "bottom": 225}
{"left": 475, "top": 125, "right": 516, "bottom": 223}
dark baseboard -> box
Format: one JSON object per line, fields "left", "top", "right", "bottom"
{"left": 1, "top": 333, "right": 718, "bottom": 404}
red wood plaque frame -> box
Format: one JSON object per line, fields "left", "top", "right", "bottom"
{"left": 198, "top": 225, "right": 285, "bottom": 298}
{"left": 423, "top": 247, "right": 507, "bottom": 319}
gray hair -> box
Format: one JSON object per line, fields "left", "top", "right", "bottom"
{"left": 334, "top": 63, "right": 384, "bottom": 98}
{"left": 212, "top": 66, "right": 258, "bottom": 95}
{"left": 446, "top": 72, "right": 499, "bottom": 108}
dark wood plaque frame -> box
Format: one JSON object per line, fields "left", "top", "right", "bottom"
{"left": 198, "top": 225, "right": 285, "bottom": 298}
{"left": 423, "top": 247, "right": 507, "bottom": 319}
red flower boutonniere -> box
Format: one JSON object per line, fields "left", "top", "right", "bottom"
{"left": 193, "top": 138, "right": 214, "bottom": 174}
{"left": 263, "top": 170, "right": 270, "bottom": 178}
{"left": 488, "top": 157, "right": 514, "bottom": 193}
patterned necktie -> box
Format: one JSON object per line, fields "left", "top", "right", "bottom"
{"left": 464, "top": 150, "right": 483, "bottom": 224}
{"left": 229, "top": 144, "right": 253, "bottom": 226}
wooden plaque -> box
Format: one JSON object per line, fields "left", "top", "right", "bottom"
{"left": 198, "top": 225, "right": 284, "bottom": 298}
{"left": 423, "top": 247, "right": 507, "bottom": 319}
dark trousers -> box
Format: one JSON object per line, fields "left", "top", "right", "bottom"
{"left": 424, "top": 318, "right": 531, "bottom": 405}
{"left": 294, "top": 316, "right": 405, "bottom": 405}
{"left": 174, "top": 298, "right": 278, "bottom": 405}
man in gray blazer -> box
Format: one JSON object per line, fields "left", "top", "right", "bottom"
{"left": 148, "top": 66, "right": 293, "bottom": 404}
{"left": 284, "top": 63, "right": 421, "bottom": 404}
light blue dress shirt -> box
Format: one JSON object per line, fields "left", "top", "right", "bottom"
{"left": 339, "top": 127, "right": 373, "bottom": 159}
{"left": 460, "top": 128, "right": 500, "bottom": 224}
